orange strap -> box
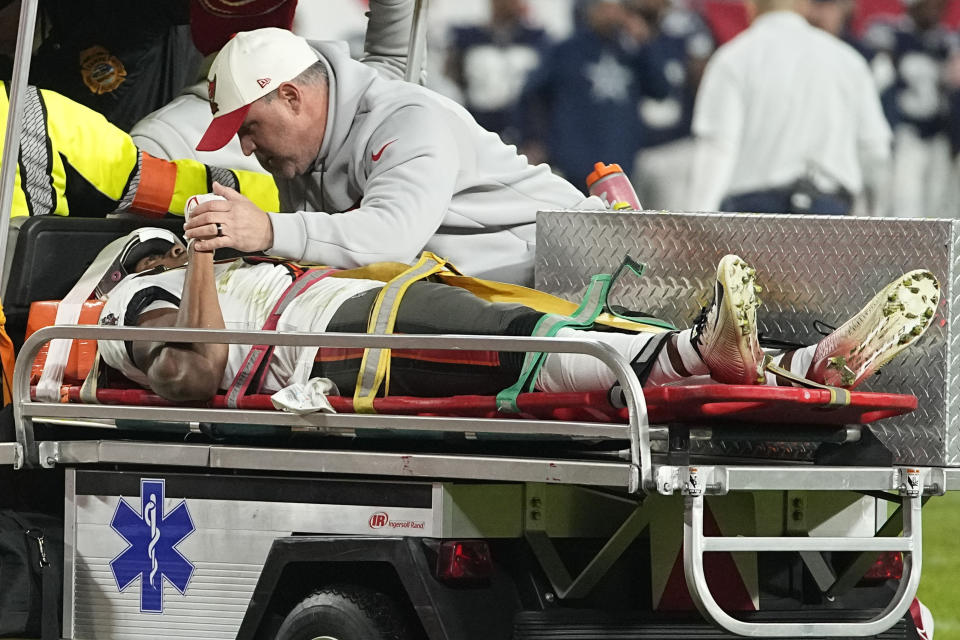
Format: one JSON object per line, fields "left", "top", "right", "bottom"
{"left": 0, "top": 303, "right": 14, "bottom": 405}
{"left": 130, "top": 152, "right": 178, "bottom": 217}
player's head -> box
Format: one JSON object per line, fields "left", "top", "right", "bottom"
{"left": 748, "top": 0, "right": 804, "bottom": 18}
{"left": 804, "top": 0, "right": 853, "bottom": 36}
{"left": 904, "top": 0, "right": 948, "bottom": 30}
{"left": 94, "top": 228, "right": 187, "bottom": 297}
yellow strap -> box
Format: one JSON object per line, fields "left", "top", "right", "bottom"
{"left": 353, "top": 252, "right": 458, "bottom": 413}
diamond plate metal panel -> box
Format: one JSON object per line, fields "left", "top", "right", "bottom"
{"left": 536, "top": 211, "right": 957, "bottom": 466}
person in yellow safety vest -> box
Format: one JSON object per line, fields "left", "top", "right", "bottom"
{"left": 0, "top": 82, "right": 278, "bottom": 407}
{"left": 0, "top": 82, "right": 279, "bottom": 219}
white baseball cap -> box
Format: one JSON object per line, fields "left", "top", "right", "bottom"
{"left": 197, "top": 27, "right": 320, "bottom": 152}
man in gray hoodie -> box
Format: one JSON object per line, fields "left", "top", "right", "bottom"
{"left": 184, "top": 27, "right": 604, "bottom": 286}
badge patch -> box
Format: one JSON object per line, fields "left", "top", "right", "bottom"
{"left": 110, "top": 479, "right": 195, "bottom": 613}
{"left": 80, "top": 46, "right": 127, "bottom": 95}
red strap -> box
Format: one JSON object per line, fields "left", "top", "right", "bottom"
{"left": 225, "top": 268, "right": 337, "bottom": 407}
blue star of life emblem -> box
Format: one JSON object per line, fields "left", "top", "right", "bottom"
{"left": 109, "top": 479, "right": 195, "bottom": 613}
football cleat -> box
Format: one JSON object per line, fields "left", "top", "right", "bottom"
{"left": 807, "top": 270, "right": 940, "bottom": 388}
{"left": 691, "top": 254, "right": 765, "bottom": 385}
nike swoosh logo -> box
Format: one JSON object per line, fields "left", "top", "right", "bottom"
{"left": 371, "top": 139, "right": 397, "bottom": 162}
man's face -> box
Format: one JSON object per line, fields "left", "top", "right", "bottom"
{"left": 237, "top": 86, "right": 326, "bottom": 180}
{"left": 134, "top": 244, "right": 188, "bottom": 273}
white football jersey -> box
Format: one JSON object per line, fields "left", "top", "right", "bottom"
{"left": 98, "top": 260, "right": 383, "bottom": 392}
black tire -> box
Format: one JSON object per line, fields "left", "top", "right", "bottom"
{"left": 275, "top": 585, "right": 412, "bottom": 640}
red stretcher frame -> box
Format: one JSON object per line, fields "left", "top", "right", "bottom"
{"left": 43, "top": 384, "right": 917, "bottom": 427}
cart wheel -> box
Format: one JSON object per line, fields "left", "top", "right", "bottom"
{"left": 275, "top": 585, "right": 411, "bottom": 640}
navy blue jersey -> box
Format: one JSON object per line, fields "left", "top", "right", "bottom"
{"left": 448, "top": 24, "right": 548, "bottom": 141}
{"left": 950, "top": 88, "right": 960, "bottom": 153}
{"left": 862, "top": 16, "right": 960, "bottom": 138}
{"left": 516, "top": 29, "right": 670, "bottom": 188}
{"left": 637, "top": 9, "right": 715, "bottom": 148}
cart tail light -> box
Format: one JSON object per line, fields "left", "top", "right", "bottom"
{"left": 435, "top": 540, "right": 493, "bottom": 583}
{"left": 860, "top": 551, "right": 903, "bottom": 582}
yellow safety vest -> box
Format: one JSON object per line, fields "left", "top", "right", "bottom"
{"left": 0, "top": 83, "right": 279, "bottom": 218}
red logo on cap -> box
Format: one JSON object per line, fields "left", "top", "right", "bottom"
{"left": 257, "top": 78, "right": 271, "bottom": 88}
{"left": 208, "top": 76, "right": 219, "bottom": 115}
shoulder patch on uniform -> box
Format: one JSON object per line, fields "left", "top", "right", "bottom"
{"left": 80, "top": 45, "right": 127, "bottom": 95}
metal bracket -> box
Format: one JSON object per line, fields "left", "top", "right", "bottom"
{"left": 1, "top": 441, "right": 23, "bottom": 469}
{"left": 38, "top": 441, "right": 59, "bottom": 468}
{"left": 655, "top": 465, "right": 729, "bottom": 496}
{"left": 655, "top": 466, "right": 680, "bottom": 495}
{"left": 898, "top": 467, "right": 922, "bottom": 497}
{"left": 524, "top": 485, "right": 650, "bottom": 600}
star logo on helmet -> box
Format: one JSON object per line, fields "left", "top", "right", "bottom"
{"left": 208, "top": 77, "right": 219, "bottom": 115}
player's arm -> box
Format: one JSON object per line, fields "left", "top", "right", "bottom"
{"left": 132, "top": 245, "right": 227, "bottom": 402}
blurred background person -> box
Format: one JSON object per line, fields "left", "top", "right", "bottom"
{"left": 632, "top": 0, "right": 715, "bottom": 210}
{"left": 862, "top": 0, "right": 960, "bottom": 217}
{"left": 686, "top": 0, "right": 893, "bottom": 215}
{"left": 804, "top": 0, "right": 874, "bottom": 51}
{"left": 444, "top": 0, "right": 549, "bottom": 144}
{"left": 514, "top": 0, "right": 670, "bottom": 190}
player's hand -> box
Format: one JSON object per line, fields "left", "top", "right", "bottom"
{"left": 183, "top": 182, "right": 275, "bottom": 253}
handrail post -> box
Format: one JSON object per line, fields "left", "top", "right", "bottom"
{"left": 404, "top": 0, "right": 429, "bottom": 84}
{"left": 0, "top": 0, "right": 39, "bottom": 282}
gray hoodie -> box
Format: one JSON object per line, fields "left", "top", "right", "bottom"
{"left": 268, "top": 42, "right": 597, "bottom": 286}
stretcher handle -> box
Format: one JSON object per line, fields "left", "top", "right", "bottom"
{"left": 683, "top": 492, "right": 922, "bottom": 637}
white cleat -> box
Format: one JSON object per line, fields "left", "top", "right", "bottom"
{"left": 691, "top": 254, "right": 765, "bottom": 385}
{"left": 808, "top": 270, "right": 940, "bottom": 389}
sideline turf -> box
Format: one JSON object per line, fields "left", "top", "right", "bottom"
{"left": 918, "top": 491, "right": 960, "bottom": 639}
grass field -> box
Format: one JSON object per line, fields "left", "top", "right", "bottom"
{"left": 918, "top": 491, "right": 960, "bottom": 639}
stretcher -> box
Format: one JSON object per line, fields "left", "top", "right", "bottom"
{"left": 37, "top": 383, "right": 919, "bottom": 426}
{"left": 9, "top": 323, "right": 938, "bottom": 639}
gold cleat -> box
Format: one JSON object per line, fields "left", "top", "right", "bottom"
{"left": 691, "top": 255, "right": 765, "bottom": 385}
{"left": 808, "top": 270, "right": 940, "bottom": 389}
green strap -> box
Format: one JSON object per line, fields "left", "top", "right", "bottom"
{"left": 495, "top": 255, "right": 677, "bottom": 413}
{"left": 496, "top": 274, "right": 612, "bottom": 412}
{"left": 605, "top": 257, "right": 678, "bottom": 331}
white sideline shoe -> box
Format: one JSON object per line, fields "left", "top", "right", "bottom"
{"left": 691, "top": 254, "right": 765, "bottom": 385}
{"left": 808, "top": 270, "right": 940, "bottom": 389}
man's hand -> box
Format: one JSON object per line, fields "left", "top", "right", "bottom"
{"left": 183, "top": 181, "right": 275, "bottom": 253}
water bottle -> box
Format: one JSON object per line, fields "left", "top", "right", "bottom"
{"left": 585, "top": 162, "right": 642, "bottom": 211}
